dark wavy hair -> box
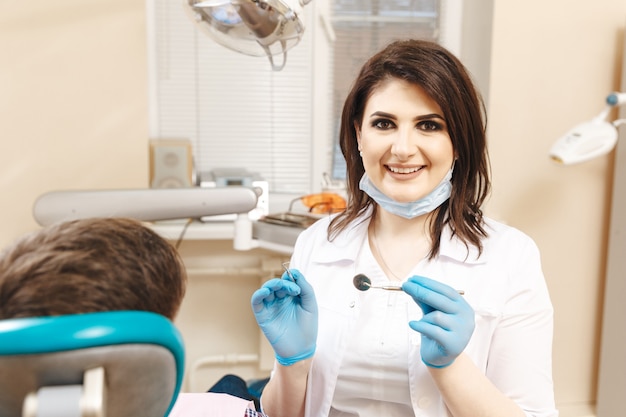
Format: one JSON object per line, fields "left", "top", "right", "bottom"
{"left": 329, "top": 39, "right": 491, "bottom": 259}
{"left": 0, "top": 217, "right": 187, "bottom": 319}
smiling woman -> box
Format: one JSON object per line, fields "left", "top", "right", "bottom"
{"left": 249, "top": 39, "right": 557, "bottom": 417}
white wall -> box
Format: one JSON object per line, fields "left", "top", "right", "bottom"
{"left": 1, "top": 1, "right": 626, "bottom": 415}
{"left": 486, "top": 2, "right": 626, "bottom": 415}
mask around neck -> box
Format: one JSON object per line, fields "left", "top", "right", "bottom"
{"left": 358, "top": 167, "right": 453, "bottom": 219}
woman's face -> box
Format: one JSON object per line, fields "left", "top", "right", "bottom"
{"left": 356, "top": 78, "right": 454, "bottom": 203}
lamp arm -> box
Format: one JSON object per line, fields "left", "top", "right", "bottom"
{"left": 33, "top": 187, "right": 260, "bottom": 227}
{"left": 613, "top": 118, "right": 626, "bottom": 128}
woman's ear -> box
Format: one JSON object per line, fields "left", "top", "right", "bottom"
{"left": 354, "top": 122, "right": 362, "bottom": 150}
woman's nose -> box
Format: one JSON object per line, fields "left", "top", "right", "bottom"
{"left": 391, "top": 127, "right": 417, "bottom": 159}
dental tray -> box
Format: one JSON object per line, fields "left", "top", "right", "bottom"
{"left": 258, "top": 212, "right": 320, "bottom": 229}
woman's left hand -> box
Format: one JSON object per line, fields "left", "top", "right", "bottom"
{"left": 402, "top": 275, "right": 475, "bottom": 368}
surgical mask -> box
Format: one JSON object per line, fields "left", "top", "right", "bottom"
{"left": 359, "top": 167, "right": 453, "bottom": 219}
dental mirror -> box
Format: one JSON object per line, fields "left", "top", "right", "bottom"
{"left": 352, "top": 273, "right": 465, "bottom": 295}
{"left": 353, "top": 274, "right": 403, "bottom": 291}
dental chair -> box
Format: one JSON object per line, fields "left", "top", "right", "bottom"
{"left": 0, "top": 310, "right": 184, "bottom": 417}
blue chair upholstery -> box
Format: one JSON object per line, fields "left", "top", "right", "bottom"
{"left": 0, "top": 311, "right": 185, "bottom": 417}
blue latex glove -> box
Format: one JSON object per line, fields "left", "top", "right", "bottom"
{"left": 402, "top": 275, "right": 475, "bottom": 368}
{"left": 251, "top": 269, "right": 318, "bottom": 366}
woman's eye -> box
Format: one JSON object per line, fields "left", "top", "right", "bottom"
{"left": 372, "top": 119, "right": 395, "bottom": 130}
{"left": 418, "top": 120, "right": 444, "bottom": 131}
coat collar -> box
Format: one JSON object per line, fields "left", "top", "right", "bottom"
{"left": 310, "top": 208, "right": 486, "bottom": 266}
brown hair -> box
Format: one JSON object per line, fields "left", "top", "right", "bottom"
{"left": 0, "top": 218, "right": 187, "bottom": 320}
{"left": 330, "top": 39, "right": 491, "bottom": 259}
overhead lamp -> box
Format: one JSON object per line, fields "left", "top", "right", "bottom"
{"left": 549, "top": 92, "right": 626, "bottom": 165}
{"left": 185, "top": 0, "right": 312, "bottom": 71}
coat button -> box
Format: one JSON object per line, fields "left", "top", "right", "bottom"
{"left": 349, "top": 300, "right": 355, "bottom": 308}
{"left": 418, "top": 397, "right": 431, "bottom": 409}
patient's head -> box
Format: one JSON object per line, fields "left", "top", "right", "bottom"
{"left": 0, "top": 217, "right": 187, "bottom": 320}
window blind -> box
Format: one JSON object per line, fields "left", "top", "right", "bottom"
{"left": 150, "top": 0, "right": 316, "bottom": 193}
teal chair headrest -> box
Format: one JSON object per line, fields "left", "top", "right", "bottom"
{"left": 0, "top": 311, "right": 185, "bottom": 417}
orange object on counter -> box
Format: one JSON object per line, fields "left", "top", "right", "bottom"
{"left": 295, "top": 193, "right": 347, "bottom": 214}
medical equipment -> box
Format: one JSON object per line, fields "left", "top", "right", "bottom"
{"left": 33, "top": 187, "right": 259, "bottom": 226}
{"left": 31, "top": 184, "right": 305, "bottom": 254}
{"left": 197, "top": 168, "right": 269, "bottom": 221}
{"left": 353, "top": 273, "right": 465, "bottom": 295}
{"left": 353, "top": 273, "right": 402, "bottom": 291}
{"left": 185, "top": 0, "right": 312, "bottom": 71}
{"left": 0, "top": 311, "right": 184, "bottom": 417}
{"left": 281, "top": 261, "right": 295, "bottom": 281}
{"left": 198, "top": 168, "right": 264, "bottom": 188}
{"left": 549, "top": 91, "right": 626, "bottom": 164}
{"left": 258, "top": 192, "right": 346, "bottom": 228}
{"left": 32, "top": 187, "right": 260, "bottom": 250}
{"left": 260, "top": 211, "right": 319, "bottom": 228}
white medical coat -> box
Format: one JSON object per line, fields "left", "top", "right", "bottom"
{"left": 288, "top": 211, "right": 557, "bottom": 417}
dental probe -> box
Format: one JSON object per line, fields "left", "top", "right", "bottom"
{"left": 282, "top": 262, "right": 295, "bottom": 281}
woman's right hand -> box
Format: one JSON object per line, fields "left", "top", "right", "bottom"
{"left": 251, "top": 269, "right": 318, "bottom": 366}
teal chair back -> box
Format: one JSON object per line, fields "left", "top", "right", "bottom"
{"left": 0, "top": 311, "right": 185, "bottom": 417}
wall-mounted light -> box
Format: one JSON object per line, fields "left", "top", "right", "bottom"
{"left": 185, "top": 0, "right": 312, "bottom": 71}
{"left": 549, "top": 92, "right": 626, "bottom": 165}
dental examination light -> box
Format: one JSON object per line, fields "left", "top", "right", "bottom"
{"left": 549, "top": 91, "right": 626, "bottom": 165}
{"left": 185, "top": 0, "right": 312, "bottom": 71}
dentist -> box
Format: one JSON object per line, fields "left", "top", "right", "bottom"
{"left": 251, "top": 39, "right": 557, "bottom": 417}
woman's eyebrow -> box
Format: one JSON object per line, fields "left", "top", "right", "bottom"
{"left": 415, "top": 113, "right": 445, "bottom": 121}
{"left": 368, "top": 111, "right": 445, "bottom": 121}
{"left": 368, "top": 111, "right": 395, "bottom": 119}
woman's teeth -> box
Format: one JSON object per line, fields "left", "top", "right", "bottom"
{"left": 388, "top": 166, "right": 421, "bottom": 174}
